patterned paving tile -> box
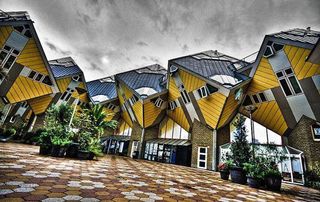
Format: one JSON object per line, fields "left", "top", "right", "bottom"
{"left": 1, "top": 142, "right": 320, "bottom": 201}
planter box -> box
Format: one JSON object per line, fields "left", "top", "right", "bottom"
{"left": 77, "top": 151, "right": 94, "bottom": 160}
{"left": 230, "top": 167, "right": 247, "bottom": 184}
{"left": 247, "top": 176, "right": 262, "bottom": 188}
{"left": 39, "top": 145, "right": 51, "bottom": 155}
{"left": 51, "top": 146, "right": 67, "bottom": 157}
{"left": 265, "top": 176, "right": 282, "bottom": 191}
{"left": 65, "top": 143, "right": 79, "bottom": 158}
{"left": 220, "top": 170, "right": 230, "bottom": 180}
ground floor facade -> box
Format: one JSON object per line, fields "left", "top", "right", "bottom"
{"left": 1, "top": 142, "right": 319, "bottom": 201}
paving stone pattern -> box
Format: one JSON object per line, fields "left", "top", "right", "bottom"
{"left": 0, "top": 143, "right": 320, "bottom": 201}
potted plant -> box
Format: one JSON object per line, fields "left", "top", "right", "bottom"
{"left": 74, "top": 104, "right": 118, "bottom": 160}
{"left": 228, "top": 115, "right": 251, "bottom": 184}
{"left": 218, "top": 160, "right": 233, "bottom": 180}
{"left": 243, "top": 159, "right": 265, "bottom": 188}
{"left": 265, "top": 164, "right": 282, "bottom": 191}
{"left": 50, "top": 134, "right": 72, "bottom": 157}
{"left": 37, "top": 129, "right": 52, "bottom": 155}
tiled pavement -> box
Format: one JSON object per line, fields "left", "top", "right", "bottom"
{"left": 0, "top": 143, "right": 320, "bottom": 202}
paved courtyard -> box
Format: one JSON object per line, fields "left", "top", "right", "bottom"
{"left": 0, "top": 143, "right": 320, "bottom": 202}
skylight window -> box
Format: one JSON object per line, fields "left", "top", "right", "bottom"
{"left": 136, "top": 87, "right": 158, "bottom": 97}
{"left": 210, "top": 74, "right": 241, "bottom": 87}
{"left": 92, "top": 95, "right": 109, "bottom": 103}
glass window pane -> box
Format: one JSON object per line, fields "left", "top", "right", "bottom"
{"left": 35, "top": 74, "right": 43, "bottom": 81}
{"left": 267, "top": 130, "right": 282, "bottom": 145}
{"left": 200, "top": 154, "right": 206, "bottom": 160}
{"left": 200, "top": 148, "right": 206, "bottom": 153}
{"left": 276, "top": 72, "right": 283, "bottom": 78}
{"left": 253, "top": 122, "right": 267, "bottom": 144}
{"left": 199, "top": 161, "right": 206, "bottom": 167}
{"left": 0, "top": 51, "right": 8, "bottom": 63}
{"left": 285, "top": 68, "right": 293, "bottom": 75}
{"left": 259, "top": 93, "right": 267, "bottom": 102}
{"left": 243, "top": 95, "right": 253, "bottom": 106}
{"left": 288, "top": 76, "right": 302, "bottom": 94}
{"left": 3, "top": 55, "right": 15, "bottom": 69}
{"left": 252, "top": 94, "right": 259, "bottom": 103}
{"left": 280, "top": 79, "right": 292, "bottom": 96}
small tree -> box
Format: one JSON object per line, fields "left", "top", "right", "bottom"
{"left": 229, "top": 114, "right": 251, "bottom": 168}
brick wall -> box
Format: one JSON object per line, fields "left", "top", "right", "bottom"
{"left": 287, "top": 115, "right": 320, "bottom": 170}
{"left": 191, "top": 119, "right": 215, "bottom": 170}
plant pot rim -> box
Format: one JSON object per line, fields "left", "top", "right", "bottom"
{"left": 230, "top": 166, "right": 243, "bottom": 171}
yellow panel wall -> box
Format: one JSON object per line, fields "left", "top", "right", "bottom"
{"left": 56, "top": 77, "right": 71, "bottom": 92}
{"left": 132, "top": 101, "right": 143, "bottom": 127}
{"left": 241, "top": 100, "right": 288, "bottom": 135}
{"left": 198, "top": 92, "right": 226, "bottom": 129}
{"left": 168, "top": 107, "right": 190, "bottom": 132}
{"left": 144, "top": 101, "right": 162, "bottom": 127}
{"left": 179, "top": 69, "right": 206, "bottom": 92}
{"left": 6, "top": 76, "right": 52, "bottom": 103}
{"left": 247, "top": 58, "right": 279, "bottom": 94}
{"left": 16, "top": 38, "right": 48, "bottom": 75}
{"left": 168, "top": 77, "right": 180, "bottom": 101}
{"left": 284, "top": 45, "right": 320, "bottom": 80}
{"left": 28, "top": 94, "right": 53, "bottom": 115}
{"left": 0, "top": 26, "right": 13, "bottom": 47}
{"left": 218, "top": 92, "right": 239, "bottom": 128}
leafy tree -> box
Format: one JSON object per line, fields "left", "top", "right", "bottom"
{"left": 229, "top": 114, "right": 251, "bottom": 167}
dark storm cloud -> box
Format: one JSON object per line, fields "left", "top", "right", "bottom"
{"left": 45, "top": 41, "right": 72, "bottom": 56}
{"left": 137, "top": 41, "right": 149, "bottom": 47}
{"left": 1, "top": 0, "right": 319, "bottom": 81}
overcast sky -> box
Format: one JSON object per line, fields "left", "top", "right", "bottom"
{"left": 0, "top": 0, "right": 319, "bottom": 81}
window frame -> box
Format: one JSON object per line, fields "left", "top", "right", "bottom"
{"left": 154, "top": 97, "right": 164, "bottom": 108}
{"left": 276, "top": 67, "right": 303, "bottom": 97}
{"left": 197, "top": 86, "right": 208, "bottom": 98}
{"left": 197, "top": 147, "right": 207, "bottom": 169}
{"left": 0, "top": 45, "right": 19, "bottom": 71}
{"left": 169, "top": 100, "right": 178, "bottom": 110}
{"left": 180, "top": 89, "right": 191, "bottom": 104}
{"left": 311, "top": 123, "right": 320, "bottom": 141}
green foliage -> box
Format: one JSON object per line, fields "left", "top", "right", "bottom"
{"left": 229, "top": 115, "right": 251, "bottom": 167}
{"left": 243, "top": 156, "right": 267, "bottom": 179}
{"left": 306, "top": 161, "right": 320, "bottom": 189}
{"left": 218, "top": 160, "right": 234, "bottom": 171}
{"left": 37, "top": 104, "right": 73, "bottom": 146}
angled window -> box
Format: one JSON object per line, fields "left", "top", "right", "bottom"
{"left": 252, "top": 94, "right": 260, "bottom": 103}
{"left": 9, "top": 116, "right": 16, "bottom": 123}
{"left": 35, "top": 73, "right": 44, "bottom": 81}
{"left": 154, "top": 97, "right": 163, "bottom": 108}
{"left": 197, "top": 86, "right": 208, "bottom": 98}
{"left": 0, "top": 45, "right": 19, "bottom": 70}
{"left": 272, "top": 43, "right": 284, "bottom": 52}
{"left": 259, "top": 92, "right": 267, "bottom": 102}
{"left": 129, "top": 95, "right": 138, "bottom": 105}
{"left": 21, "top": 101, "right": 28, "bottom": 108}
{"left": 276, "top": 67, "right": 302, "bottom": 96}
{"left": 60, "top": 88, "right": 74, "bottom": 101}
{"left": 14, "top": 24, "right": 32, "bottom": 38}
{"left": 169, "top": 100, "right": 178, "bottom": 110}
{"left": 28, "top": 71, "right": 36, "bottom": 79}
{"left": 180, "top": 90, "right": 191, "bottom": 104}
{"left": 242, "top": 95, "right": 253, "bottom": 106}
{"left": 42, "top": 76, "right": 53, "bottom": 86}
{"left": 263, "top": 45, "right": 274, "bottom": 58}
{"left": 72, "top": 75, "right": 80, "bottom": 81}
{"left": 311, "top": 123, "right": 320, "bottom": 141}
{"left": 206, "top": 84, "right": 218, "bottom": 94}
{"left": 106, "top": 103, "right": 116, "bottom": 111}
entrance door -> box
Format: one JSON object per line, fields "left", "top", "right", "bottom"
{"left": 197, "top": 147, "right": 207, "bottom": 169}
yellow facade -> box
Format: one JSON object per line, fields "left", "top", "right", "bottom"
{"left": 0, "top": 26, "right": 13, "bottom": 47}
{"left": 284, "top": 45, "right": 320, "bottom": 80}
{"left": 28, "top": 94, "right": 53, "bottom": 115}
{"left": 218, "top": 92, "right": 239, "bottom": 128}
{"left": 143, "top": 100, "right": 162, "bottom": 128}
{"left": 16, "top": 38, "right": 49, "bottom": 75}
{"left": 6, "top": 76, "right": 52, "bottom": 103}
{"left": 179, "top": 69, "right": 205, "bottom": 92}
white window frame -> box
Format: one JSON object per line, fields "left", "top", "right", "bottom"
{"left": 311, "top": 123, "right": 320, "bottom": 141}
{"left": 276, "top": 67, "right": 303, "bottom": 97}
{"left": 0, "top": 45, "right": 20, "bottom": 71}
{"left": 169, "top": 100, "right": 178, "bottom": 110}
{"left": 106, "top": 103, "right": 116, "bottom": 111}
{"left": 14, "top": 25, "right": 31, "bottom": 37}
{"left": 250, "top": 92, "right": 268, "bottom": 104}
{"left": 21, "top": 101, "right": 28, "bottom": 108}
{"left": 60, "top": 88, "right": 74, "bottom": 102}
{"left": 197, "top": 86, "right": 208, "bottom": 98}
{"left": 72, "top": 75, "right": 80, "bottom": 82}
{"left": 129, "top": 95, "right": 138, "bottom": 106}
{"left": 197, "top": 147, "right": 207, "bottom": 169}
{"left": 9, "top": 116, "right": 16, "bottom": 123}
{"left": 154, "top": 97, "right": 163, "bottom": 108}
{"left": 180, "top": 89, "right": 191, "bottom": 104}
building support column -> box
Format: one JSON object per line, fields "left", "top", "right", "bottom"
{"left": 27, "top": 114, "right": 37, "bottom": 132}
{"left": 138, "top": 128, "right": 145, "bottom": 159}
{"left": 212, "top": 129, "right": 217, "bottom": 171}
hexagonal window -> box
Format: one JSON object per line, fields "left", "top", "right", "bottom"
{"left": 263, "top": 45, "right": 274, "bottom": 58}
{"left": 272, "top": 43, "right": 284, "bottom": 52}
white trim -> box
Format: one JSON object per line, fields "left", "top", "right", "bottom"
{"left": 197, "top": 147, "right": 207, "bottom": 169}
